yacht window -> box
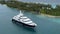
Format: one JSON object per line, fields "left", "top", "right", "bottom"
{"left": 28, "top": 23, "right": 32, "bottom": 24}
{"left": 23, "top": 20, "right": 30, "bottom": 22}
{"left": 20, "top": 17, "right": 27, "bottom": 19}
{"left": 18, "top": 19, "right": 20, "bottom": 20}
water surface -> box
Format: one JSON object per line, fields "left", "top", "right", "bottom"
{"left": 0, "top": 4, "right": 60, "bottom": 34}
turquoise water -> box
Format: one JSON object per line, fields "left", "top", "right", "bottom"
{"left": 36, "top": 15, "right": 60, "bottom": 23}
{"left": 0, "top": 4, "right": 60, "bottom": 34}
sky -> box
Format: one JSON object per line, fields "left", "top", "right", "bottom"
{"left": 17, "top": 0, "right": 60, "bottom": 8}
{"left": 18, "top": 0, "right": 60, "bottom": 5}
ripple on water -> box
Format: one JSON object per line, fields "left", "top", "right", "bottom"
{"left": 36, "top": 15, "right": 60, "bottom": 23}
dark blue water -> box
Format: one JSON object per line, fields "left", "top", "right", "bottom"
{"left": 0, "top": 4, "right": 60, "bottom": 34}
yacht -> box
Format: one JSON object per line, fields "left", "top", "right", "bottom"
{"left": 12, "top": 10, "right": 37, "bottom": 27}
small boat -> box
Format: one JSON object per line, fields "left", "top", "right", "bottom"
{"left": 12, "top": 10, "right": 37, "bottom": 27}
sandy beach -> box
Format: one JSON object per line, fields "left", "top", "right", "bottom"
{"left": 40, "top": 13, "right": 60, "bottom": 18}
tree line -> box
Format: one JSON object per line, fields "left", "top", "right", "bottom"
{"left": 0, "top": 0, "right": 60, "bottom": 16}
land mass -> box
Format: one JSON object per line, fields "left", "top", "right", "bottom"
{"left": 0, "top": 0, "right": 60, "bottom": 17}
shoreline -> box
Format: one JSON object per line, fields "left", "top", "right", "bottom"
{"left": 0, "top": 4, "right": 60, "bottom": 18}
{"left": 40, "top": 13, "right": 60, "bottom": 18}
{"left": 30, "top": 12, "right": 60, "bottom": 18}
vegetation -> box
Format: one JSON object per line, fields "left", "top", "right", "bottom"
{"left": 0, "top": 0, "right": 60, "bottom": 16}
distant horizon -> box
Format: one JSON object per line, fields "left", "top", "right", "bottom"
{"left": 17, "top": 0, "right": 60, "bottom": 8}
{"left": 18, "top": 0, "right": 60, "bottom": 5}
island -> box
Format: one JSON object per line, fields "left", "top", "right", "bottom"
{"left": 0, "top": 0, "right": 60, "bottom": 17}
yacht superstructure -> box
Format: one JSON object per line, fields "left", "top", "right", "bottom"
{"left": 12, "top": 10, "right": 37, "bottom": 27}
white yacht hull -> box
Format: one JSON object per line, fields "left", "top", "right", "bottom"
{"left": 12, "top": 19, "right": 36, "bottom": 27}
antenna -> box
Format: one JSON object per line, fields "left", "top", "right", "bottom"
{"left": 20, "top": 10, "right": 21, "bottom": 14}
{"left": 19, "top": 10, "right": 23, "bottom": 16}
